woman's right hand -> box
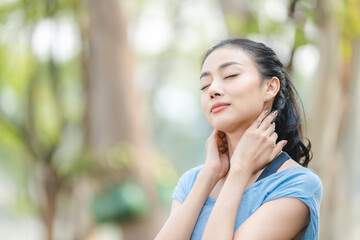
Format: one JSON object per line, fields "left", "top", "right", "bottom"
{"left": 203, "top": 129, "right": 230, "bottom": 184}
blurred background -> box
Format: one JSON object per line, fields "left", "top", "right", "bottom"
{"left": 0, "top": 0, "right": 359, "bottom": 239}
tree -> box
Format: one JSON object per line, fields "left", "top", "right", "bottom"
{"left": 0, "top": 1, "right": 91, "bottom": 239}
{"left": 308, "top": 0, "right": 360, "bottom": 239}
{"left": 85, "top": 0, "right": 164, "bottom": 239}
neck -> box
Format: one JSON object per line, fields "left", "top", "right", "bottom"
{"left": 226, "top": 127, "right": 247, "bottom": 160}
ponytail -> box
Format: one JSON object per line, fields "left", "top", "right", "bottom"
{"left": 273, "top": 69, "right": 311, "bottom": 166}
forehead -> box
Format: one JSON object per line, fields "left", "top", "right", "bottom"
{"left": 201, "top": 47, "right": 255, "bottom": 72}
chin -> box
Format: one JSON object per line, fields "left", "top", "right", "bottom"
{"left": 209, "top": 113, "right": 255, "bottom": 134}
{"left": 209, "top": 118, "right": 240, "bottom": 133}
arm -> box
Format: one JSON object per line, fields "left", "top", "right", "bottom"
{"left": 155, "top": 169, "right": 217, "bottom": 240}
{"left": 234, "top": 197, "right": 309, "bottom": 240}
{"left": 201, "top": 167, "right": 251, "bottom": 240}
{"left": 202, "top": 110, "right": 287, "bottom": 240}
{"left": 155, "top": 130, "right": 230, "bottom": 240}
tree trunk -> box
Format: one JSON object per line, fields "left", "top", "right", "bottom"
{"left": 308, "top": 0, "right": 359, "bottom": 239}
{"left": 86, "top": 0, "right": 163, "bottom": 239}
{"left": 41, "top": 162, "right": 62, "bottom": 240}
{"left": 87, "top": 0, "right": 136, "bottom": 149}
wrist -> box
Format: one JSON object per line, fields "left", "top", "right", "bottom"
{"left": 228, "top": 164, "right": 252, "bottom": 180}
{"left": 200, "top": 168, "right": 220, "bottom": 188}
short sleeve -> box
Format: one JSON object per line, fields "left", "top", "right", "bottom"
{"left": 172, "top": 165, "right": 203, "bottom": 203}
{"left": 263, "top": 168, "right": 323, "bottom": 239}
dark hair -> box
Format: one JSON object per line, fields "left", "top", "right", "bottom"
{"left": 202, "top": 39, "right": 312, "bottom": 167}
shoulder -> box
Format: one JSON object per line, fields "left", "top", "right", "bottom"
{"left": 286, "top": 166, "right": 322, "bottom": 189}
{"left": 179, "top": 165, "right": 204, "bottom": 182}
{"left": 172, "top": 165, "right": 203, "bottom": 203}
{"left": 262, "top": 165, "right": 323, "bottom": 206}
{"left": 275, "top": 166, "right": 322, "bottom": 191}
{"left": 276, "top": 157, "right": 322, "bottom": 195}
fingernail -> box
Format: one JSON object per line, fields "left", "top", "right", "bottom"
{"left": 283, "top": 140, "right": 288, "bottom": 146}
{"left": 273, "top": 110, "right": 278, "bottom": 115}
{"left": 264, "top": 110, "right": 268, "bottom": 114}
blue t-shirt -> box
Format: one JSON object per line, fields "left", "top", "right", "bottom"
{"left": 172, "top": 165, "right": 322, "bottom": 240}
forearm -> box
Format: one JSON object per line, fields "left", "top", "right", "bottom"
{"left": 155, "top": 170, "right": 217, "bottom": 240}
{"left": 202, "top": 168, "right": 250, "bottom": 240}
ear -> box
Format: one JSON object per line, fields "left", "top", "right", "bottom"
{"left": 263, "top": 77, "right": 280, "bottom": 102}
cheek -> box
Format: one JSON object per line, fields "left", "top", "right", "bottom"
{"left": 230, "top": 81, "right": 264, "bottom": 111}
{"left": 235, "top": 75, "right": 262, "bottom": 98}
{"left": 200, "top": 94, "right": 209, "bottom": 114}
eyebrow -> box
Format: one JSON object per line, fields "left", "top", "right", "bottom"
{"left": 200, "top": 62, "right": 243, "bottom": 79}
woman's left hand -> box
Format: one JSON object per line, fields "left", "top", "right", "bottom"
{"left": 230, "top": 110, "right": 287, "bottom": 175}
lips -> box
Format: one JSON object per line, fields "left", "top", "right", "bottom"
{"left": 210, "top": 102, "right": 230, "bottom": 113}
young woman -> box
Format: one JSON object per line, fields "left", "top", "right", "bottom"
{"left": 155, "top": 39, "right": 322, "bottom": 240}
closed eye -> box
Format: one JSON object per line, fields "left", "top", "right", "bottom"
{"left": 200, "top": 85, "right": 210, "bottom": 91}
{"left": 224, "top": 74, "right": 238, "bottom": 79}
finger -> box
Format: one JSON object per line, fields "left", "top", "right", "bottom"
{"left": 206, "top": 129, "right": 217, "bottom": 148}
{"left": 211, "top": 129, "right": 219, "bottom": 142}
{"left": 207, "top": 134, "right": 220, "bottom": 155}
{"left": 208, "top": 129, "right": 216, "bottom": 140}
{"left": 269, "top": 140, "right": 287, "bottom": 160}
{"left": 263, "top": 122, "right": 276, "bottom": 136}
{"left": 258, "top": 110, "right": 278, "bottom": 130}
{"left": 250, "top": 109, "right": 270, "bottom": 129}
{"left": 269, "top": 132, "right": 278, "bottom": 143}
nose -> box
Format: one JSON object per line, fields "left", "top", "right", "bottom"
{"left": 208, "top": 81, "right": 224, "bottom": 99}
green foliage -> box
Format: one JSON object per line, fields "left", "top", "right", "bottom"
{"left": 336, "top": 0, "right": 360, "bottom": 37}
{"left": 294, "top": 27, "right": 307, "bottom": 48}
{"left": 0, "top": 0, "right": 87, "bottom": 216}
{"left": 337, "top": 0, "right": 360, "bottom": 60}
{"left": 225, "top": 13, "right": 259, "bottom": 36}
{"left": 92, "top": 181, "right": 151, "bottom": 223}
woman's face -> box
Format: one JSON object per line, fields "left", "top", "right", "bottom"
{"left": 200, "top": 46, "right": 267, "bottom": 133}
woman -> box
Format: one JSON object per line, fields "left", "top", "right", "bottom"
{"left": 155, "top": 39, "right": 322, "bottom": 240}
